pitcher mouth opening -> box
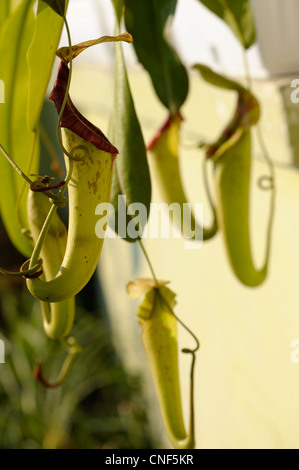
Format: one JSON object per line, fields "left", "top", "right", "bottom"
{"left": 49, "top": 60, "right": 118, "bottom": 155}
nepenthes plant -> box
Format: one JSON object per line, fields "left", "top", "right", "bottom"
{"left": 193, "top": 64, "right": 275, "bottom": 287}
{"left": 0, "top": 0, "right": 199, "bottom": 447}
{"left": 0, "top": 0, "right": 277, "bottom": 450}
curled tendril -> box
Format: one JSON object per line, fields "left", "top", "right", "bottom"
{"left": 158, "top": 290, "right": 200, "bottom": 355}
{"left": 20, "top": 258, "right": 43, "bottom": 278}
{"left": 34, "top": 336, "right": 82, "bottom": 388}
{"left": 68, "top": 144, "right": 89, "bottom": 161}
{"left": 182, "top": 348, "right": 194, "bottom": 354}
{"left": 0, "top": 258, "right": 44, "bottom": 278}
{"left": 257, "top": 175, "right": 274, "bottom": 191}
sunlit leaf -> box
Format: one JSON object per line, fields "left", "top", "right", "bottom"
{"left": 196, "top": 0, "right": 255, "bottom": 49}
{"left": 124, "top": 0, "right": 188, "bottom": 113}
{"left": 27, "top": 0, "right": 66, "bottom": 131}
{"left": 110, "top": 0, "right": 124, "bottom": 24}
{"left": 108, "top": 22, "right": 151, "bottom": 242}
{"left": 0, "top": 1, "right": 10, "bottom": 31}
{"left": 56, "top": 32, "right": 132, "bottom": 63}
{"left": 0, "top": 0, "right": 39, "bottom": 257}
{"left": 41, "top": 0, "right": 66, "bottom": 17}
{"left": 193, "top": 63, "right": 245, "bottom": 92}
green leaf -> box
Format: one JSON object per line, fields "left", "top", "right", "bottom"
{"left": 197, "top": 0, "right": 255, "bottom": 49}
{"left": 109, "top": 26, "right": 151, "bottom": 242}
{"left": 0, "top": 0, "right": 39, "bottom": 257}
{"left": 194, "top": 65, "right": 260, "bottom": 159}
{"left": 56, "top": 32, "right": 132, "bottom": 63}
{"left": 111, "top": 0, "right": 124, "bottom": 24}
{"left": 124, "top": 0, "right": 189, "bottom": 113}
{"left": 27, "top": 0, "right": 66, "bottom": 131}
{"left": 193, "top": 63, "right": 246, "bottom": 92}
{"left": 0, "top": 1, "right": 10, "bottom": 31}
{"left": 40, "top": 0, "right": 66, "bottom": 17}
{"left": 193, "top": 64, "right": 260, "bottom": 128}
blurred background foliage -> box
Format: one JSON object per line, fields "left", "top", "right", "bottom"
{"left": 2, "top": 0, "right": 299, "bottom": 451}
{"left": 0, "top": 226, "right": 155, "bottom": 449}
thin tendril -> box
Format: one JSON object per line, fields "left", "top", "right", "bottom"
{"left": 0, "top": 143, "right": 33, "bottom": 185}
{"left": 157, "top": 284, "right": 197, "bottom": 446}
{"left": 34, "top": 336, "right": 82, "bottom": 388}
{"left": 29, "top": 158, "right": 73, "bottom": 269}
{"left": 254, "top": 154, "right": 299, "bottom": 171}
{"left": 158, "top": 289, "right": 200, "bottom": 353}
{"left": 138, "top": 241, "right": 198, "bottom": 444}
{"left": 242, "top": 50, "right": 276, "bottom": 270}
{"left": 242, "top": 50, "right": 253, "bottom": 90}
{"left": 0, "top": 258, "right": 43, "bottom": 278}
{"left": 0, "top": 143, "right": 67, "bottom": 205}
{"left": 138, "top": 239, "right": 158, "bottom": 283}
{"left": 202, "top": 153, "right": 216, "bottom": 226}
{"left": 29, "top": 14, "right": 75, "bottom": 270}
{"left": 16, "top": 130, "right": 38, "bottom": 233}
{"left": 138, "top": 239, "right": 199, "bottom": 353}
{"left": 55, "top": 15, "right": 83, "bottom": 162}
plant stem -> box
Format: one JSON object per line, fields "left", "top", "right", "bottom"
{"left": 55, "top": 15, "right": 75, "bottom": 162}
{"left": 138, "top": 239, "right": 199, "bottom": 352}
{"left": 16, "top": 129, "right": 38, "bottom": 231}
{"left": 0, "top": 258, "right": 42, "bottom": 277}
{"left": 138, "top": 239, "right": 158, "bottom": 283}
{"left": 29, "top": 14, "right": 74, "bottom": 269}
{"left": 137, "top": 238, "right": 198, "bottom": 445}
{"left": 242, "top": 49, "right": 276, "bottom": 271}
{"left": 29, "top": 158, "right": 73, "bottom": 268}
{"left": 0, "top": 143, "right": 33, "bottom": 185}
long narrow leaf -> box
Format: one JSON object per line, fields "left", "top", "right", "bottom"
{"left": 197, "top": 0, "right": 255, "bottom": 49}
{"left": 193, "top": 63, "right": 246, "bottom": 92}
{"left": 27, "top": 0, "right": 66, "bottom": 131}
{"left": 124, "top": 0, "right": 188, "bottom": 114}
{"left": 40, "top": 0, "right": 66, "bottom": 17}
{"left": 109, "top": 20, "right": 151, "bottom": 242}
{"left": 0, "top": 0, "right": 38, "bottom": 257}
{"left": 111, "top": 0, "right": 124, "bottom": 24}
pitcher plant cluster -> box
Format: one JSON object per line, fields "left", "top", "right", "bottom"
{"left": 0, "top": 0, "right": 275, "bottom": 449}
